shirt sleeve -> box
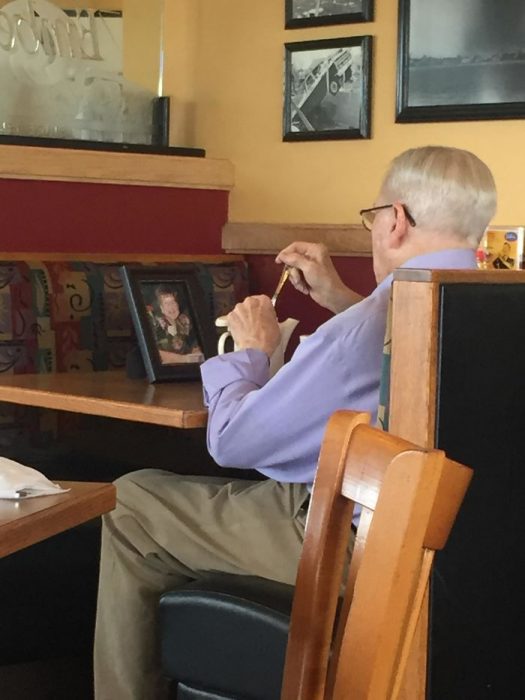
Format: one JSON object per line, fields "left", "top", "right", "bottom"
{"left": 200, "top": 313, "right": 383, "bottom": 485}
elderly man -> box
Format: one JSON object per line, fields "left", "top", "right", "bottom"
{"left": 94, "top": 145, "right": 497, "bottom": 699}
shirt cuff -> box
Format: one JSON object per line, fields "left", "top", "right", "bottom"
{"left": 201, "top": 349, "right": 270, "bottom": 406}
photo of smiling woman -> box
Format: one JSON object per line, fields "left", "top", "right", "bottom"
{"left": 143, "top": 283, "right": 204, "bottom": 365}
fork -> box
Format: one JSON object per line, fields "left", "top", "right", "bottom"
{"left": 270, "top": 266, "right": 291, "bottom": 307}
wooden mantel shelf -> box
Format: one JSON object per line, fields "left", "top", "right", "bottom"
{"left": 0, "top": 144, "right": 234, "bottom": 191}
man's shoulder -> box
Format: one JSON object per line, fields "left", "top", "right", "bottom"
{"left": 319, "top": 285, "right": 390, "bottom": 340}
{"left": 340, "top": 283, "right": 390, "bottom": 323}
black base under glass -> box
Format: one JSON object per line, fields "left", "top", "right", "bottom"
{"left": 0, "top": 134, "right": 205, "bottom": 157}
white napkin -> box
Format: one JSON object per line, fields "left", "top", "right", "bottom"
{"left": 0, "top": 456, "right": 70, "bottom": 500}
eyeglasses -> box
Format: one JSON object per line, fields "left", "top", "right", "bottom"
{"left": 359, "top": 204, "right": 416, "bottom": 231}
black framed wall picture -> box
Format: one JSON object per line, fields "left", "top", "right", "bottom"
{"left": 285, "top": 0, "right": 373, "bottom": 29}
{"left": 396, "top": 0, "right": 525, "bottom": 123}
{"left": 120, "top": 265, "right": 217, "bottom": 382}
{"left": 283, "top": 35, "right": 372, "bottom": 141}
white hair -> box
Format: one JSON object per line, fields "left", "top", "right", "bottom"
{"left": 379, "top": 146, "right": 497, "bottom": 246}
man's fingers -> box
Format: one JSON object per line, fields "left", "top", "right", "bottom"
{"left": 276, "top": 241, "right": 322, "bottom": 264}
{"left": 276, "top": 241, "right": 310, "bottom": 261}
{"left": 229, "top": 295, "right": 275, "bottom": 323}
{"left": 276, "top": 250, "right": 304, "bottom": 268}
{"left": 288, "top": 268, "right": 310, "bottom": 294}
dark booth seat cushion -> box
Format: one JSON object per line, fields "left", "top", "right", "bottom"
{"left": 176, "top": 682, "right": 241, "bottom": 700}
{"left": 159, "top": 575, "right": 294, "bottom": 700}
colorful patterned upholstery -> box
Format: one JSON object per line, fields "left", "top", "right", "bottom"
{"left": 0, "top": 259, "right": 249, "bottom": 448}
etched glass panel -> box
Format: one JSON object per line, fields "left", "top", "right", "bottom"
{"left": 0, "top": 0, "right": 164, "bottom": 144}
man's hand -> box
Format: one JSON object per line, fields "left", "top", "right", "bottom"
{"left": 276, "top": 241, "right": 363, "bottom": 314}
{"left": 228, "top": 295, "right": 281, "bottom": 357}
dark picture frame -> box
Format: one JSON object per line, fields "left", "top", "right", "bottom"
{"left": 120, "top": 265, "right": 216, "bottom": 383}
{"left": 285, "top": 0, "right": 373, "bottom": 29}
{"left": 396, "top": 0, "right": 525, "bottom": 123}
{"left": 283, "top": 36, "right": 372, "bottom": 141}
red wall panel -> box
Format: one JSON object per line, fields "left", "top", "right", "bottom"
{"left": 1, "top": 177, "right": 376, "bottom": 346}
{"left": 1, "top": 179, "right": 229, "bottom": 254}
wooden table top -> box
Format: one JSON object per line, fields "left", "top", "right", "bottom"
{"left": 0, "top": 371, "right": 208, "bottom": 429}
{"left": 0, "top": 481, "right": 116, "bottom": 558}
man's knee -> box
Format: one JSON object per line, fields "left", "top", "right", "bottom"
{"left": 101, "top": 469, "right": 166, "bottom": 535}
{"left": 114, "top": 468, "right": 167, "bottom": 489}
{"left": 112, "top": 468, "right": 169, "bottom": 506}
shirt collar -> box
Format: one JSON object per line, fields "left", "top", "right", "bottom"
{"left": 375, "top": 248, "right": 477, "bottom": 294}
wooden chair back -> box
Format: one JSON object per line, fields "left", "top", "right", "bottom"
{"left": 281, "top": 410, "right": 472, "bottom": 700}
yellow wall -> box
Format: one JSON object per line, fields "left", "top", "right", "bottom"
{"left": 162, "top": 0, "right": 199, "bottom": 146}
{"left": 163, "top": 0, "right": 525, "bottom": 226}
{"left": 123, "top": 0, "right": 163, "bottom": 93}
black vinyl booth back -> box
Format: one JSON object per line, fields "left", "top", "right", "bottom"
{"left": 428, "top": 283, "right": 525, "bottom": 699}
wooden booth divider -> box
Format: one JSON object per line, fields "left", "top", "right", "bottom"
{"left": 390, "top": 268, "right": 525, "bottom": 699}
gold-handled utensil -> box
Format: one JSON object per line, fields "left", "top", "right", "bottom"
{"left": 270, "top": 265, "right": 291, "bottom": 307}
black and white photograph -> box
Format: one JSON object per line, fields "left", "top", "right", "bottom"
{"left": 120, "top": 265, "right": 217, "bottom": 383}
{"left": 283, "top": 36, "right": 372, "bottom": 141}
{"left": 396, "top": 0, "right": 525, "bottom": 122}
{"left": 285, "top": 0, "right": 373, "bottom": 29}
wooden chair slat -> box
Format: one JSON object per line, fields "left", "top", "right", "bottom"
{"left": 280, "top": 410, "right": 472, "bottom": 700}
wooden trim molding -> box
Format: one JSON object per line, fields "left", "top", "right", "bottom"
{"left": 222, "top": 222, "right": 372, "bottom": 256}
{"left": 394, "top": 268, "right": 525, "bottom": 283}
{"left": 0, "top": 145, "right": 234, "bottom": 191}
{"left": 0, "top": 252, "right": 243, "bottom": 263}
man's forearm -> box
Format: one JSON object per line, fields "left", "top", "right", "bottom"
{"left": 329, "top": 285, "right": 364, "bottom": 314}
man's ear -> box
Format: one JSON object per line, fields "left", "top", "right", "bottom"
{"left": 389, "top": 202, "right": 411, "bottom": 249}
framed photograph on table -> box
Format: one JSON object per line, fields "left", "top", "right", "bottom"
{"left": 283, "top": 35, "right": 372, "bottom": 141}
{"left": 120, "top": 265, "right": 217, "bottom": 383}
{"left": 285, "top": 0, "right": 373, "bottom": 29}
{"left": 396, "top": 0, "right": 525, "bottom": 123}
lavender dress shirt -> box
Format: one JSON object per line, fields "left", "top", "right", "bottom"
{"left": 201, "top": 249, "right": 477, "bottom": 485}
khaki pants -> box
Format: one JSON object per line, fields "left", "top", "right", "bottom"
{"left": 94, "top": 470, "right": 309, "bottom": 700}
